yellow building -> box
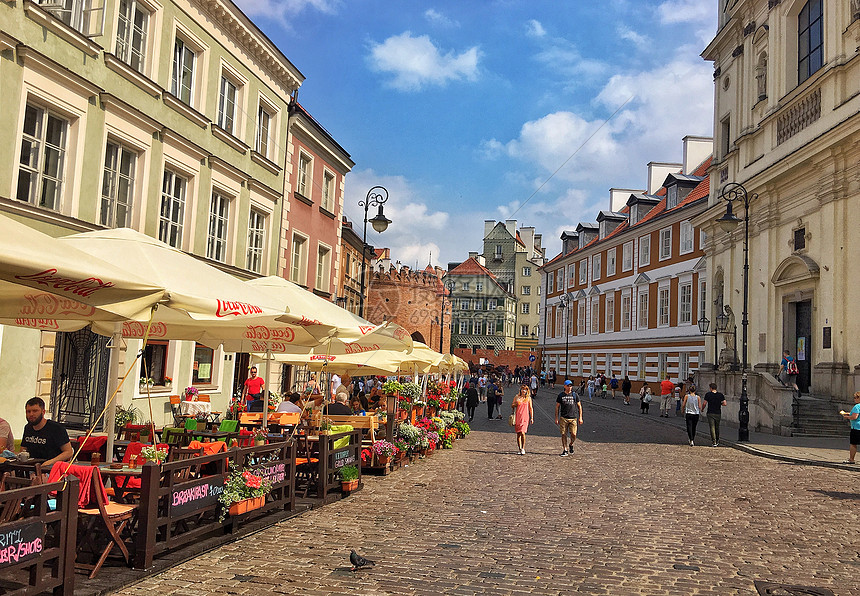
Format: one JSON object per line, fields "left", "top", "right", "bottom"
{"left": 696, "top": 0, "right": 860, "bottom": 435}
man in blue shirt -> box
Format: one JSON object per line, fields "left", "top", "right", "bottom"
{"left": 840, "top": 391, "right": 860, "bottom": 464}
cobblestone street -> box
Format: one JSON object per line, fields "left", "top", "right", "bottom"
{"left": 115, "top": 391, "right": 860, "bottom": 595}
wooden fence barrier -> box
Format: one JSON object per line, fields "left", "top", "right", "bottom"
{"left": 0, "top": 477, "right": 78, "bottom": 595}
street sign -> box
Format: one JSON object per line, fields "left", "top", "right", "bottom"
{"left": 529, "top": 354, "right": 536, "bottom": 362}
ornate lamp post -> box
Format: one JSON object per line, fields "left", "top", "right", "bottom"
{"left": 440, "top": 280, "right": 455, "bottom": 353}
{"left": 714, "top": 181, "right": 755, "bottom": 442}
{"left": 558, "top": 293, "right": 573, "bottom": 381}
{"left": 697, "top": 310, "right": 730, "bottom": 368}
{"left": 358, "top": 186, "right": 391, "bottom": 318}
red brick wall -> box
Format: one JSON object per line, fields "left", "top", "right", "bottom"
{"left": 453, "top": 347, "right": 543, "bottom": 372}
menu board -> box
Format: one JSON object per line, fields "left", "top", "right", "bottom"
{"left": 0, "top": 519, "right": 46, "bottom": 567}
{"left": 169, "top": 477, "right": 224, "bottom": 518}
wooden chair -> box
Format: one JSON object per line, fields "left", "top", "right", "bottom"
{"left": 0, "top": 474, "right": 32, "bottom": 523}
{"left": 196, "top": 394, "right": 222, "bottom": 424}
{"left": 169, "top": 394, "right": 188, "bottom": 426}
{"left": 294, "top": 434, "right": 320, "bottom": 499}
{"left": 166, "top": 446, "right": 204, "bottom": 482}
{"left": 71, "top": 466, "right": 138, "bottom": 579}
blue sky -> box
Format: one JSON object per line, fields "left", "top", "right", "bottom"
{"left": 236, "top": 0, "right": 717, "bottom": 267}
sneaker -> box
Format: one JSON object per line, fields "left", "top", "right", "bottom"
{"left": 568, "top": 445, "right": 575, "bottom": 454}
{"left": 522, "top": 449, "right": 526, "bottom": 455}
{"left": 560, "top": 450, "right": 569, "bottom": 457}
{"left": 689, "top": 440, "right": 694, "bottom": 446}
{"left": 712, "top": 443, "right": 718, "bottom": 448}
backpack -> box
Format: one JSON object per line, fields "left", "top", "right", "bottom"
{"left": 786, "top": 358, "right": 799, "bottom": 375}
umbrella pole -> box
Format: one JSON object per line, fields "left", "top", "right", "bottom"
{"left": 263, "top": 348, "right": 272, "bottom": 432}
{"left": 105, "top": 324, "right": 121, "bottom": 461}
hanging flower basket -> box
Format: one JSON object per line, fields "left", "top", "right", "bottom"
{"left": 228, "top": 496, "right": 265, "bottom": 516}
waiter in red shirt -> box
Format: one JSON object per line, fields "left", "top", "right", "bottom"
{"left": 242, "top": 366, "right": 266, "bottom": 411}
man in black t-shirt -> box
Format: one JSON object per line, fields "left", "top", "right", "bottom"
{"left": 20, "top": 397, "right": 73, "bottom": 466}
{"left": 702, "top": 383, "right": 728, "bottom": 447}
{"left": 555, "top": 380, "right": 583, "bottom": 456}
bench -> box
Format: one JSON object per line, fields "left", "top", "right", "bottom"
{"left": 310, "top": 412, "right": 380, "bottom": 443}
{"left": 239, "top": 412, "right": 301, "bottom": 427}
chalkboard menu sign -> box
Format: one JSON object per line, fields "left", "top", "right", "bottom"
{"left": 334, "top": 450, "right": 355, "bottom": 469}
{"left": 249, "top": 462, "right": 287, "bottom": 486}
{"left": 0, "top": 519, "right": 46, "bottom": 567}
{"left": 169, "top": 477, "right": 225, "bottom": 518}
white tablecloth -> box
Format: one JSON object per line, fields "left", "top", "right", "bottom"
{"left": 180, "top": 401, "right": 212, "bottom": 417}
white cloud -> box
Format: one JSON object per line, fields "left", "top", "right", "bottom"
{"left": 424, "top": 9, "right": 459, "bottom": 28}
{"left": 525, "top": 19, "right": 546, "bottom": 38}
{"left": 617, "top": 25, "right": 649, "bottom": 49}
{"left": 657, "top": 0, "right": 712, "bottom": 24}
{"left": 367, "top": 32, "right": 480, "bottom": 92}
{"left": 233, "top": 0, "right": 337, "bottom": 26}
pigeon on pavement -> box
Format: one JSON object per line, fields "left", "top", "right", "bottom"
{"left": 350, "top": 550, "right": 375, "bottom": 571}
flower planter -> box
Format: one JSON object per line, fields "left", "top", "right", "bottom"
{"left": 254, "top": 438, "right": 266, "bottom": 446}
{"left": 428, "top": 407, "right": 437, "bottom": 418}
{"left": 377, "top": 455, "right": 390, "bottom": 466}
{"left": 341, "top": 479, "right": 359, "bottom": 493}
{"left": 228, "top": 496, "right": 265, "bottom": 516}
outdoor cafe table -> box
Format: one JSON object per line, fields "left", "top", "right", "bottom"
{"left": 97, "top": 462, "right": 144, "bottom": 503}
{"left": 180, "top": 400, "right": 211, "bottom": 418}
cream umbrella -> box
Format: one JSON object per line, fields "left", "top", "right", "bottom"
{"left": 0, "top": 213, "right": 165, "bottom": 324}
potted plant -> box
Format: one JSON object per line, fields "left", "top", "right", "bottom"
{"left": 338, "top": 464, "right": 359, "bottom": 493}
{"left": 115, "top": 404, "right": 140, "bottom": 430}
{"left": 139, "top": 377, "right": 154, "bottom": 390}
{"left": 162, "top": 376, "right": 173, "bottom": 388}
{"left": 371, "top": 440, "right": 398, "bottom": 466}
{"left": 251, "top": 427, "right": 268, "bottom": 446}
{"left": 184, "top": 386, "right": 199, "bottom": 401}
{"left": 381, "top": 380, "right": 404, "bottom": 395}
{"left": 139, "top": 445, "right": 168, "bottom": 464}
{"left": 218, "top": 465, "right": 272, "bottom": 521}
{"left": 318, "top": 419, "right": 333, "bottom": 435}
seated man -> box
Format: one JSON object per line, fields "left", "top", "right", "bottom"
{"left": 324, "top": 393, "right": 353, "bottom": 416}
{"left": 20, "top": 397, "right": 73, "bottom": 466}
{"left": 276, "top": 393, "right": 303, "bottom": 413}
{"left": 0, "top": 414, "right": 14, "bottom": 452}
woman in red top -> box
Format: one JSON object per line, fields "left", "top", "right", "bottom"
{"left": 242, "top": 367, "right": 266, "bottom": 405}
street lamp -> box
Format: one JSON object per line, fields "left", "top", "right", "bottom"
{"left": 697, "top": 310, "right": 729, "bottom": 368}
{"left": 715, "top": 181, "right": 755, "bottom": 442}
{"left": 358, "top": 186, "right": 391, "bottom": 318}
{"left": 558, "top": 293, "right": 573, "bottom": 381}
{"left": 440, "top": 280, "right": 455, "bottom": 353}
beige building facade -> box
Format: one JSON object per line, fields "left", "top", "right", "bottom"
{"left": 697, "top": 0, "right": 860, "bottom": 434}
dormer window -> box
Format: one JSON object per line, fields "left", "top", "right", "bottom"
{"left": 667, "top": 184, "right": 679, "bottom": 209}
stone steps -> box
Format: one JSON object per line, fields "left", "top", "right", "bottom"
{"left": 792, "top": 395, "right": 851, "bottom": 438}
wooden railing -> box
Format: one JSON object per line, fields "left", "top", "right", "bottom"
{"left": 0, "top": 477, "right": 78, "bottom": 595}
{"left": 133, "top": 441, "right": 296, "bottom": 569}
{"left": 315, "top": 430, "right": 362, "bottom": 498}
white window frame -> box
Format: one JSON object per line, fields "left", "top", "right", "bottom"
{"left": 522, "top": 266, "right": 531, "bottom": 277}
{"left": 554, "top": 270, "right": 562, "bottom": 292}
{"left": 621, "top": 291, "right": 631, "bottom": 331}
{"left": 578, "top": 354, "right": 584, "bottom": 375}
{"left": 521, "top": 302, "right": 530, "bottom": 314}
{"left": 590, "top": 299, "right": 600, "bottom": 334}
{"left": 698, "top": 280, "right": 707, "bottom": 321}
{"left": 159, "top": 169, "right": 186, "bottom": 248}
{"left": 101, "top": 141, "right": 136, "bottom": 228}
{"left": 578, "top": 259, "right": 587, "bottom": 284}
{"left": 459, "top": 321, "right": 468, "bottom": 334}
{"left": 476, "top": 282, "right": 483, "bottom": 292}
{"left": 171, "top": 36, "right": 196, "bottom": 106}
{"left": 488, "top": 298, "right": 497, "bottom": 310}
{"left": 460, "top": 299, "right": 470, "bottom": 310}
{"left": 206, "top": 191, "right": 230, "bottom": 263}
{"left": 592, "top": 254, "right": 601, "bottom": 281}
{"left": 637, "top": 353, "right": 646, "bottom": 380}
{"left": 605, "top": 353, "right": 613, "bottom": 376}
{"left": 521, "top": 285, "right": 531, "bottom": 295}
{"left": 638, "top": 291, "right": 649, "bottom": 329}
{"left": 289, "top": 232, "right": 308, "bottom": 285}
{"left": 658, "top": 352, "right": 668, "bottom": 379}
{"left": 17, "top": 103, "right": 68, "bottom": 211}
{"left": 591, "top": 354, "right": 597, "bottom": 376}
{"left": 474, "top": 299, "right": 483, "bottom": 311}
{"left": 680, "top": 220, "right": 694, "bottom": 254}
{"left": 577, "top": 302, "right": 585, "bottom": 335}
{"left": 639, "top": 235, "right": 651, "bottom": 267}
{"left": 461, "top": 282, "right": 469, "bottom": 291}
{"left": 247, "top": 208, "right": 267, "bottom": 274}
{"left": 115, "top": 0, "right": 150, "bottom": 73}
{"left": 658, "top": 286, "right": 670, "bottom": 327}
{"left": 316, "top": 243, "right": 331, "bottom": 292}
{"left": 621, "top": 353, "right": 629, "bottom": 377}
{"left": 659, "top": 227, "right": 672, "bottom": 261}
{"left": 472, "top": 320, "right": 482, "bottom": 335}
{"left": 607, "top": 247, "right": 616, "bottom": 277}
{"left": 217, "top": 74, "right": 238, "bottom": 135}
{"left": 622, "top": 241, "right": 633, "bottom": 271}
{"left": 297, "top": 152, "right": 311, "bottom": 198}
{"left": 679, "top": 281, "right": 693, "bottom": 325}
{"left": 487, "top": 319, "right": 496, "bottom": 335}
{"left": 679, "top": 352, "right": 690, "bottom": 381}
{"left": 605, "top": 294, "right": 614, "bottom": 333}
{"left": 321, "top": 170, "right": 335, "bottom": 213}
{"left": 520, "top": 324, "right": 529, "bottom": 337}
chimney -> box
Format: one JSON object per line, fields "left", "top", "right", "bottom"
{"left": 519, "top": 227, "right": 535, "bottom": 253}
{"left": 505, "top": 219, "right": 517, "bottom": 237}
{"left": 468, "top": 251, "right": 478, "bottom": 260}
{"left": 609, "top": 188, "right": 643, "bottom": 212}
{"left": 484, "top": 220, "right": 496, "bottom": 239}
{"left": 647, "top": 162, "right": 683, "bottom": 194}
{"left": 475, "top": 255, "right": 486, "bottom": 266}
{"left": 682, "top": 135, "right": 713, "bottom": 174}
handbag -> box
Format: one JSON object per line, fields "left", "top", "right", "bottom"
{"left": 508, "top": 413, "right": 516, "bottom": 426}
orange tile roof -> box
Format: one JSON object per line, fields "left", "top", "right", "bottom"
{"left": 448, "top": 257, "right": 499, "bottom": 280}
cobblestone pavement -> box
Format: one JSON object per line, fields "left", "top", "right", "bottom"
{"left": 114, "top": 393, "right": 860, "bottom": 596}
